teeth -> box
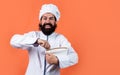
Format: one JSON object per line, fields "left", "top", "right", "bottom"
{"left": 45, "top": 25, "right": 51, "bottom": 28}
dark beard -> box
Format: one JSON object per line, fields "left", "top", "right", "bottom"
{"left": 39, "top": 23, "right": 57, "bottom": 35}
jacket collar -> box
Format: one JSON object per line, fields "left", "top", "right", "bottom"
{"left": 39, "top": 31, "right": 56, "bottom": 39}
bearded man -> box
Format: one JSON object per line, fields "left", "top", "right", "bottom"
{"left": 10, "top": 4, "right": 78, "bottom": 75}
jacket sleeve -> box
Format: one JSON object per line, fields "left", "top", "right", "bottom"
{"left": 56, "top": 35, "right": 78, "bottom": 68}
{"left": 10, "top": 31, "right": 39, "bottom": 50}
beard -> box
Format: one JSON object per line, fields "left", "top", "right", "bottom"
{"left": 39, "top": 23, "right": 57, "bottom": 35}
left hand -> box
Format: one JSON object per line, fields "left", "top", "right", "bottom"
{"left": 46, "top": 53, "right": 59, "bottom": 64}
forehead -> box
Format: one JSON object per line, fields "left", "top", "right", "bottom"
{"left": 42, "top": 13, "right": 55, "bottom": 18}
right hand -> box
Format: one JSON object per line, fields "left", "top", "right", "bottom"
{"left": 37, "top": 39, "right": 50, "bottom": 49}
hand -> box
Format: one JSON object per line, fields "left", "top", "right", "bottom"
{"left": 46, "top": 53, "right": 59, "bottom": 64}
{"left": 37, "top": 39, "right": 50, "bottom": 49}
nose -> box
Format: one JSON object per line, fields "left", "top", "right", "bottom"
{"left": 45, "top": 18, "right": 50, "bottom": 23}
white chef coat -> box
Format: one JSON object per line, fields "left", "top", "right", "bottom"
{"left": 10, "top": 31, "right": 78, "bottom": 75}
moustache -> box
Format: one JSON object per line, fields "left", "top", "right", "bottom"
{"left": 42, "top": 23, "right": 53, "bottom": 27}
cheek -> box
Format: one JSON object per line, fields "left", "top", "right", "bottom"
{"left": 41, "top": 21, "right": 45, "bottom": 25}
{"left": 51, "top": 22, "right": 56, "bottom": 25}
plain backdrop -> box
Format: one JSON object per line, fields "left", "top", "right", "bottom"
{"left": 0, "top": 0, "right": 120, "bottom": 75}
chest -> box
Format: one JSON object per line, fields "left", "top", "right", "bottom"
{"left": 41, "top": 37, "right": 61, "bottom": 48}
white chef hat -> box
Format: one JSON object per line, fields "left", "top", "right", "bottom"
{"left": 39, "top": 4, "right": 60, "bottom": 21}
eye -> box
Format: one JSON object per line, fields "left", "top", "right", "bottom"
{"left": 42, "top": 17, "right": 47, "bottom": 20}
{"left": 49, "top": 17, "right": 55, "bottom": 20}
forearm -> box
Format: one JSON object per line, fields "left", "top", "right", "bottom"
{"left": 10, "top": 34, "right": 38, "bottom": 49}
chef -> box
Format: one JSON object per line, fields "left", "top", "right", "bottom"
{"left": 10, "top": 4, "right": 78, "bottom": 75}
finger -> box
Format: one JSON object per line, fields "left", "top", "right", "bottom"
{"left": 40, "top": 43, "right": 45, "bottom": 47}
{"left": 38, "top": 40, "right": 45, "bottom": 46}
{"left": 46, "top": 53, "right": 51, "bottom": 60}
{"left": 39, "top": 42, "right": 44, "bottom": 46}
{"left": 46, "top": 44, "right": 50, "bottom": 49}
{"left": 44, "top": 42, "right": 47, "bottom": 49}
{"left": 47, "top": 44, "right": 50, "bottom": 49}
{"left": 45, "top": 42, "right": 50, "bottom": 49}
{"left": 46, "top": 53, "right": 52, "bottom": 56}
{"left": 38, "top": 39, "right": 46, "bottom": 44}
{"left": 40, "top": 40, "right": 46, "bottom": 47}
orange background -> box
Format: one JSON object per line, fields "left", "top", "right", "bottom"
{"left": 0, "top": 0, "right": 120, "bottom": 75}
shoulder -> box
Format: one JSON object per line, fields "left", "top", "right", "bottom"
{"left": 27, "top": 31, "right": 39, "bottom": 34}
{"left": 23, "top": 31, "right": 40, "bottom": 36}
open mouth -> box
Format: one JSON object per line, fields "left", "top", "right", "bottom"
{"left": 45, "top": 25, "right": 51, "bottom": 29}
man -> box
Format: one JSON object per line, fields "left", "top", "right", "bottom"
{"left": 10, "top": 4, "right": 78, "bottom": 75}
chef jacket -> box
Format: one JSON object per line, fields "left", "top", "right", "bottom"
{"left": 10, "top": 31, "right": 78, "bottom": 75}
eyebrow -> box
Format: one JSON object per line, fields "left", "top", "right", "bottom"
{"left": 42, "top": 16, "right": 54, "bottom": 18}
{"left": 41, "top": 16, "right": 57, "bottom": 21}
